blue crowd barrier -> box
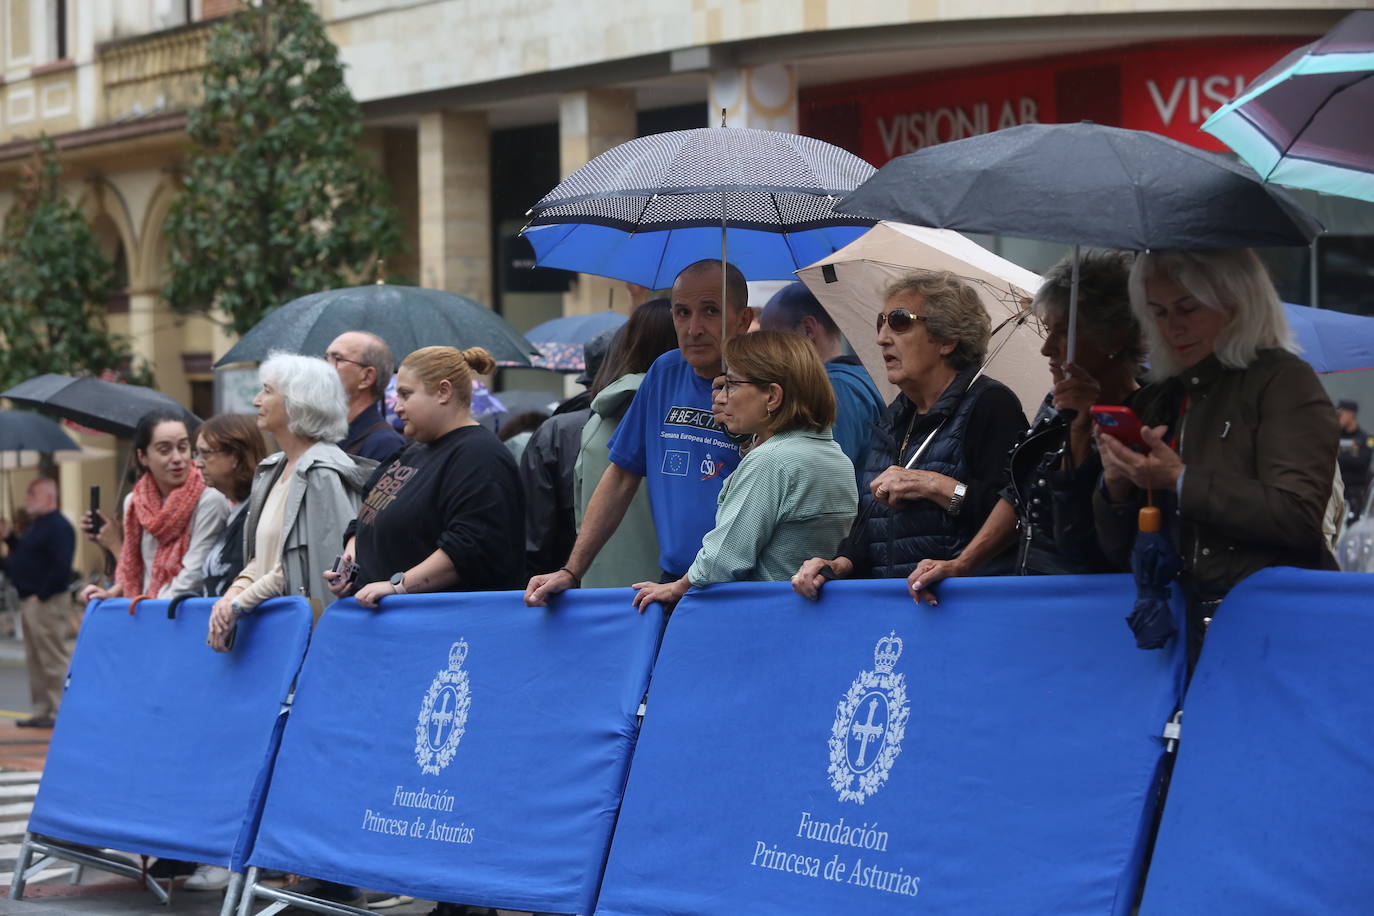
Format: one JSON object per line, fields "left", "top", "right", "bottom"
{"left": 16, "top": 596, "right": 311, "bottom": 895}
{"left": 1142, "top": 568, "right": 1374, "bottom": 914}
{"left": 244, "top": 589, "right": 663, "bottom": 915}
{"left": 595, "top": 576, "right": 1186, "bottom": 916}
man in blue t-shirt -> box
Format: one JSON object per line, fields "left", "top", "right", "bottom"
{"left": 525, "top": 259, "right": 753, "bottom": 603}
{"left": 759, "top": 282, "right": 886, "bottom": 469}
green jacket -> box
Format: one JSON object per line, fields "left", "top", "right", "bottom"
{"left": 688, "top": 428, "right": 857, "bottom": 586}
{"left": 574, "top": 374, "right": 662, "bottom": 587}
{"left": 1094, "top": 349, "right": 1339, "bottom": 595}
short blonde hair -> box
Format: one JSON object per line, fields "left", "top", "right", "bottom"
{"left": 400, "top": 346, "right": 496, "bottom": 408}
{"left": 1130, "top": 248, "right": 1294, "bottom": 382}
{"left": 883, "top": 271, "right": 990, "bottom": 370}
{"left": 723, "top": 331, "right": 835, "bottom": 436}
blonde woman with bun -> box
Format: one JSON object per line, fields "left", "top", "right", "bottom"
{"left": 327, "top": 346, "right": 526, "bottom": 607}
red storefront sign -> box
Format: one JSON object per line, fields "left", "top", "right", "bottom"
{"left": 801, "top": 38, "right": 1306, "bottom": 165}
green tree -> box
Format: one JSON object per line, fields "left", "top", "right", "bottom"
{"left": 164, "top": 0, "right": 400, "bottom": 335}
{"left": 0, "top": 138, "right": 149, "bottom": 392}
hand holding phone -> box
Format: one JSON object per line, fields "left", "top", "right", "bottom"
{"left": 1091, "top": 405, "right": 1148, "bottom": 453}
{"left": 330, "top": 554, "right": 359, "bottom": 587}
{"left": 87, "top": 485, "right": 105, "bottom": 536}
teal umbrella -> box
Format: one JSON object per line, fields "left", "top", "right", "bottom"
{"left": 1202, "top": 11, "right": 1374, "bottom": 203}
{"left": 214, "top": 284, "right": 539, "bottom": 367}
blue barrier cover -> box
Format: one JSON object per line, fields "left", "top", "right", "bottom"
{"left": 1142, "top": 568, "right": 1374, "bottom": 915}
{"left": 595, "top": 576, "right": 1185, "bottom": 916}
{"left": 27, "top": 597, "right": 312, "bottom": 869}
{"left": 247, "top": 590, "right": 662, "bottom": 915}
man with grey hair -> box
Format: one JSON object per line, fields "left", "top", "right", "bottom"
{"left": 0, "top": 478, "right": 75, "bottom": 728}
{"left": 326, "top": 330, "right": 406, "bottom": 461}
{"left": 759, "top": 282, "right": 885, "bottom": 468}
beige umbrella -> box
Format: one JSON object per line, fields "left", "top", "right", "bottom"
{"left": 796, "top": 221, "right": 1049, "bottom": 417}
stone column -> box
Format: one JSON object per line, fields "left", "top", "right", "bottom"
{"left": 418, "top": 111, "right": 491, "bottom": 305}
{"left": 708, "top": 63, "right": 798, "bottom": 132}
{"left": 558, "top": 89, "right": 637, "bottom": 316}
{"left": 128, "top": 290, "right": 189, "bottom": 405}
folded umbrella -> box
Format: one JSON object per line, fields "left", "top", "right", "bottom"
{"left": 1127, "top": 506, "right": 1183, "bottom": 650}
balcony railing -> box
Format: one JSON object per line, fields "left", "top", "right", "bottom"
{"left": 98, "top": 22, "right": 214, "bottom": 122}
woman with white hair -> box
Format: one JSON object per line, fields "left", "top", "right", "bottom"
{"left": 1094, "top": 248, "right": 1339, "bottom": 663}
{"left": 207, "top": 353, "right": 374, "bottom": 650}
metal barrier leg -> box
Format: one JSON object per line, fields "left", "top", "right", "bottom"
{"left": 220, "top": 871, "right": 246, "bottom": 916}
{"left": 13, "top": 836, "right": 170, "bottom": 905}
{"left": 236, "top": 867, "right": 260, "bottom": 916}
{"left": 69, "top": 862, "right": 84, "bottom": 884}
{"left": 7, "top": 831, "right": 34, "bottom": 899}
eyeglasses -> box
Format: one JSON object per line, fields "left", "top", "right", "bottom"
{"left": 713, "top": 376, "right": 762, "bottom": 398}
{"left": 325, "top": 353, "right": 368, "bottom": 370}
{"left": 876, "top": 308, "right": 929, "bottom": 334}
{"left": 192, "top": 447, "right": 230, "bottom": 461}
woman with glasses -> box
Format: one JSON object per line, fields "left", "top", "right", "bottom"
{"left": 79, "top": 409, "right": 230, "bottom": 602}
{"left": 631, "top": 331, "right": 857, "bottom": 610}
{"left": 192, "top": 414, "right": 269, "bottom": 598}
{"left": 792, "top": 272, "right": 1027, "bottom": 599}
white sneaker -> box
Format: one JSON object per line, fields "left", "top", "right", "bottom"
{"left": 183, "top": 864, "right": 232, "bottom": 891}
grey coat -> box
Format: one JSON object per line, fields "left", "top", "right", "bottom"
{"left": 242, "top": 442, "right": 375, "bottom": 615}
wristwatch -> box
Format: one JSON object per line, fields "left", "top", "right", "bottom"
{"left": 947, "top": 482, "right": 968, "bottom": 516}
{"left": 390, "top": 572, "right": 407, "bottom": 594}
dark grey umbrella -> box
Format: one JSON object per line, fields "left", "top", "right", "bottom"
{"left": 0, "top": 410, "right": 80, "bottom": 453}
{"left": 214, "top": 284, "right": 539, "bottom": 368}
{"left": 2, "top": 374, "right": 199, "bottom": 438}
{"left": 835, "top": 121, "right": 1322, "bottom": 250}
{"left": 836, "top": 121, "right": 1322, "bottom": 362}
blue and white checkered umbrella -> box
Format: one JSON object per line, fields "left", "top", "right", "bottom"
{"left": 521, "top": 127, "right": 878, "bottom": 287}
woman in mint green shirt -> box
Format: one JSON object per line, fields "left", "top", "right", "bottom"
{"left": 632, "top": 332, "right": 858, "bottom": 610}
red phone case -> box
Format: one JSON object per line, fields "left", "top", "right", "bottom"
{"left": 1091, "top": 405, "right": 1147, "bottom": 451}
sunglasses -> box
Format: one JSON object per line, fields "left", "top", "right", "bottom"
{"left": 876, "top": 308, "right": 929, "bottom": 334}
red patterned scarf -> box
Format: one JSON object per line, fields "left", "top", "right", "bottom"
{"left": 116, "top": 466, "right": 207, "bottom": 597}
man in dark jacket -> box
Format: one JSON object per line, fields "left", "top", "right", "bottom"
{"left": 1336, "top": 399, "right": 1372, "bottom": 520}
{"left": 0, "top": 478, "right": 75, "bottom": 728}
{"left": 519, "top": 330, "right": 614, "bottom": 575}
{"left": 327, "top": 331, "right": 407, "bottom": 462}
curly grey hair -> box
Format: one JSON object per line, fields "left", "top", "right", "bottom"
{"left": 883, "top": 271, "right": 990, "bottom": 370}
{"left": 1033, "top": 249, "right": 1143, "bottom": 368}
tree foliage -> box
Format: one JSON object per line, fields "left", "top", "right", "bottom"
{"left": 0, "top": 137, "right": 150, "bottom": 392}
{"left": 164, "top": 0, "right": 401, "bottom": 335}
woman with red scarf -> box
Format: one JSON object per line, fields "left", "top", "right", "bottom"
{"left": 80, "top": 409, "right": 229, "bottom": 601}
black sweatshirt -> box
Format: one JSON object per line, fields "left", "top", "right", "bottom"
{"left": 352, "top": 425, "right": 526, "bottom": 591}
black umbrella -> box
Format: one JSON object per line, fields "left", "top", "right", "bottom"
{"left": 214, "top": 284, "right": 538, "bottom": 368}
{"left": 2, "top": 374, "right": 199, "bottom": 438}
{"left": 836, "top": 121, "right": 1322, "bottom": 363}
{"left": 0, "top": 410, "right": 80, "bottom": 453}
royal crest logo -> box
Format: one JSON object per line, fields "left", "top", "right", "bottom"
{"left": 828, "top": 631, "right": 910, "bottom": 804}
{"left": 415, "top": 640, "right": 472, "bottom": 776}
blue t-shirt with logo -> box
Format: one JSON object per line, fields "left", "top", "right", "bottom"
{"left": 608, "top": 350, "right": 742, "bottom": 577}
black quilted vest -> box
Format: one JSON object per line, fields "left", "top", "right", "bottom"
{"left": 855, "top": 369, "right": 993, "bottom": 578}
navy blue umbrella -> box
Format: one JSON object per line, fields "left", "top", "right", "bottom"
{"left": 2, "top": 375, "right": 199, "bottom": 438}
{"left": 1126, "top": 506, "right": 1182, "bottom": 650}
{"left": 0, "top": 410, "right": 80, "bottom": 453}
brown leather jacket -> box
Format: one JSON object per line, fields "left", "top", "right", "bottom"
{"left": 1094, "top": 348, "right": 1339, "bottom": 595}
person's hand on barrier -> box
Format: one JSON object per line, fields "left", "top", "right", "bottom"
{"left": 908, "top": 557, "right": 963, "bottom": 606}
{"left": 631, "top": 576, "right": 689, "bottom": 613}
{"left": 791, "top": 556, "right": 852, "bottom": 600}
{"left": 354, "top": 580, "right": 398, "bottom": 609}
{"left": 79, "top": 583, "right": 111, "bottom": 604}
{"left": 524, "top": 568, "right": 576, "bottom": 607}
{"left": 870, "top": 466, "right": 952, "bottom": 508}
{"left": 207, "top": 592, "right": 240, "bottom": 652}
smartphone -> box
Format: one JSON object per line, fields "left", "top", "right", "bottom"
{"left": 331, "top": 554, "right": 359, "bottom": 587}
{"left": 1091, "top": 405, "right": 1148, "bottom": 452}
{"left": 88, "top": 485, "right": 104, "bottom": 535}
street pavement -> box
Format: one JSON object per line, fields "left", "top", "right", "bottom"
{"left": 0, "top": 642, "right": 502, "bottom": 916}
